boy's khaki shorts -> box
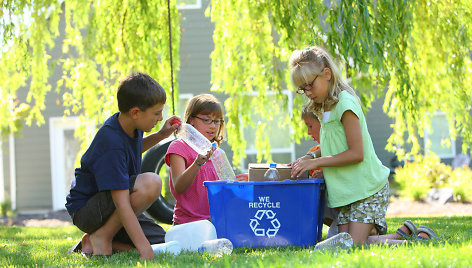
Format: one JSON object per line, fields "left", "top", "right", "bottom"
{"left": 337, "top": 183, "right": 389, "bottom": 235}
{"left": 71, "top": 175, "right": 165, "bottom": 245}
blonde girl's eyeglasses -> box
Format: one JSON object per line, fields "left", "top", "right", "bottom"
{"left": 296, "top": 74, "right": 319, "bottom": 94}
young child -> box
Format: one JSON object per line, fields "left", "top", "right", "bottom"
{"left": 165, "top": 94, "right": 225, "bottom": 225}
{"left": 289, "top": 46, "right": 437, "bottom": 245}
{"left": 65, "top": 72, "right": 180, "bottom": 259}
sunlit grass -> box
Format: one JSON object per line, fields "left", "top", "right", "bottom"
{"left": 1, "top": 216, "right": 471, "bottom": 267}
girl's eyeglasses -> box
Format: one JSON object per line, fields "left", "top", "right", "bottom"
{"left": 193, "top": 115, "right": 224, "bottom": 125}
{"left": 296, "top": 74, "right": 319, "bottom": 94}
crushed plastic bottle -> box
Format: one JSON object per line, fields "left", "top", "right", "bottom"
{"left": 176, "top": 123, "right": 212, "bottom": 155}
{"left": 263, "top": 163, "right": 281, "bottom": 181}
{"left": 151, "top": 241, "right": 182, "bottom": 255}
{"left": 314, "top": 232, "right": 353, "bottom": 252}
{"left": 210, "top": 142, "right": 236, "bottom": 181}
{"left": 165, "top": 220, "right": 217, "bottom": 252}
{"left": 199, "top": 238, "right": 233, "bottom": 257}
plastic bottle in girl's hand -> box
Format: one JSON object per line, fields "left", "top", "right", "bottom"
{"left": 176, "top": 123, "right": 212, "bottom": 155}
{"left": 210, "top": 142, "right": 236, "bottom": 181}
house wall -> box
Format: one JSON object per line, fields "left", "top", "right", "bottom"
{"left": 12, "top": 71, "right": 65, "bottom": 211}
{"left": 5, "top": 9, "right": 66, "bottom": 211}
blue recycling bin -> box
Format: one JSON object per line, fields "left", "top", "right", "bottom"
{"left": 204, "top": 179, "right": 325, "bottom": 248}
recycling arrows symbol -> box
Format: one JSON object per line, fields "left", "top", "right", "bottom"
{"left": 249, "top": 209, "right": 281, "bottom": 237}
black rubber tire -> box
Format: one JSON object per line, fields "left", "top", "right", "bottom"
{"left": 141, "top": 139, "right": 175, "bottom": 224}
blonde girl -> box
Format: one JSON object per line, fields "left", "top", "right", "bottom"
{"left": 290, "top": 46, "right": 437, "bottom": 245}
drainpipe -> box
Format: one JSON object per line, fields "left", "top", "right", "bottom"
{"left": 9, "top": 134, "right": 16, "bottom": 210}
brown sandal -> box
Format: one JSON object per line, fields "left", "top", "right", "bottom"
{"left": 416, "top": 226, "right": 438, "bottom": 240}
{"left": 395, "top": 220, "right": 418, "bottom": 239}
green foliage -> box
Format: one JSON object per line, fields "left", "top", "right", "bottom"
{"left": 2, "top": 1, "right": 472, "bottom": 167}
{"left": 1, "top": 217, "right": 472, "bottom": 266}
{"left": 394, "top": 154, "right": 472, "bottom": 202}
{"left": 449, "top": 166, "right": 472, "bottom": 203}
{"left": 1, "top": 0, "right": 180, "bottom": 153}
{"left": 208, "top": 0, "right": 472, "bottom": 165}
{"left": 0, "top": 199, "right": 13, "bottom": 218}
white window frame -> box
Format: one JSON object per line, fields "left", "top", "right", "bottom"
{"left": 49, "top": 117, "right": 81, "bottom": 211}
{"left": 240, "top": 90, "right": 296, "bottom": 172}
{"left": 424, "top": 111, "right": 456, "bottom": 159}
{"left": 177, "top": 0, "right": 202, "bottom": 10}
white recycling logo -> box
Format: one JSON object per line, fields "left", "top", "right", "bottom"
{"left": 249, "top": 210, "right": 281, "bottom": 237}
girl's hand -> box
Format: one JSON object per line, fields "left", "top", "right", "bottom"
{"left": 236, "top": 173, "right": 249, "bottom": 182}
{"left": 311, "top": 170, "right": 324, "bottom": 179}
{"left": 288, "top": 154, "right": 312, "bottom": 167}
{"left": 159, "top": 116, "right": 181, "bottom": 138}
{"left": 291, "top": 159, "right": 318, "bottom": 179}
{"left": 195, "top": 147, "right": 215, "bottom": 167}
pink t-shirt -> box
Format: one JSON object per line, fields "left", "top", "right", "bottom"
{"left": 165, "top": 139, "right": 219, "bottom": 224}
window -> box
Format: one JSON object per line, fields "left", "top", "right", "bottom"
{"left": 177, "top": 0, "right": 201, "bottom": 9}
{"left": 240, "top": 90, "right": 295, "bottom": 172}
{"left": 424, "top": 112, "right": 456, "bottom": 159}
{"left": 49, "top": 117, "right": 82, "bottom": 210}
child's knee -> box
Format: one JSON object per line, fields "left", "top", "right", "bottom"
{"left": 136, "top": 173, "right": 162, "bottom": 196}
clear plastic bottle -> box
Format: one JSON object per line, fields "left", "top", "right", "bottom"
{"left": 176, "top": 123, "right": 212, "bottom": 155}
{"left": 199, "top": 238, "right": 233, "bottom": 257}
{"left": 263, "top": 163, "right": 281, "bottom": 181}
{"left": 210, "top": 143, "right": 236, "bottom": 181}
{"left": 314, "top": 232, "right": 353, "bottom": 251}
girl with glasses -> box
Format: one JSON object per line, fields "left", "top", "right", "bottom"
{"left": 289, "top": 46, "right": 437, "bottom": 245}
{"left": 165, "top": 94, "right": 229, "bottom": 224}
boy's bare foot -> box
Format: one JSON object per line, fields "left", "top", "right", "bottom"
{"left": 89, "top": 232, "right": 113, "bottom": 256}
{"left": 81, "top": 233, "right": 93, "bottom": 254}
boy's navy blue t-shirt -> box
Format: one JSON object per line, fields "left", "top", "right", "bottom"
{"left": 65, "top": 113, "right": 143, "bottom": 215}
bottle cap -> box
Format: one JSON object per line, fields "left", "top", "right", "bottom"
{"left": 269, "top": 163, "right": 277, "bottom": 168}
{"left": 212, "top": 142, "right": 217, "bottom": 149}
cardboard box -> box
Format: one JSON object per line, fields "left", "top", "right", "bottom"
{"left": 248, "top": 163, "right": 309, "bottom": 181}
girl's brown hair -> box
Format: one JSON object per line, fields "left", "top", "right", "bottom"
{"left": 184, "top": 94, "right": 225, "bottom": 145}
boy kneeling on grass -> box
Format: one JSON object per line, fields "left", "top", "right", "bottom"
{"left": 65, "top": 72, "right": 180, "bottom": 260}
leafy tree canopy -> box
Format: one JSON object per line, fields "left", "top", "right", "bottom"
{"left": 208, "top": 0, "right": 472, "bottom": 165}
{"left": 1, "top": 0, "right": 471, "bottom": 166}
{"left": 1, "top": 0, "right": 180, "bottom": 149}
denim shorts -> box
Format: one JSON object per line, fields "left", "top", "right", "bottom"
{"left": 337, "top": 183, "right": 389, "bottom": 235}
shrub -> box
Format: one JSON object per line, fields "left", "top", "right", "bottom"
{"left": 449, "top": 166, "right": 472, "bottom": 202}
{"left": 393, "top": 154, "right": 472, "bottom": 202}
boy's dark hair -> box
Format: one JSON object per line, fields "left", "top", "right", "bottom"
{"left": 117, "top": 72, "right": 166, "bottom": 113}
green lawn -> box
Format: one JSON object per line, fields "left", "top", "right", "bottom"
{"left": 1, "top": 216, "right": 471, "bottom": 267}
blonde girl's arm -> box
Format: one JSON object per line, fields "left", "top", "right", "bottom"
{"left": 291, "top": 110, "right": 363, "bottom": 178}
{"left": 169, "top": 149, "right": 213, "bottom": 193}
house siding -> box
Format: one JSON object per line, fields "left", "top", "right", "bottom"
{"left": 13, "top": 78, "right": 64, "bottom": 210}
